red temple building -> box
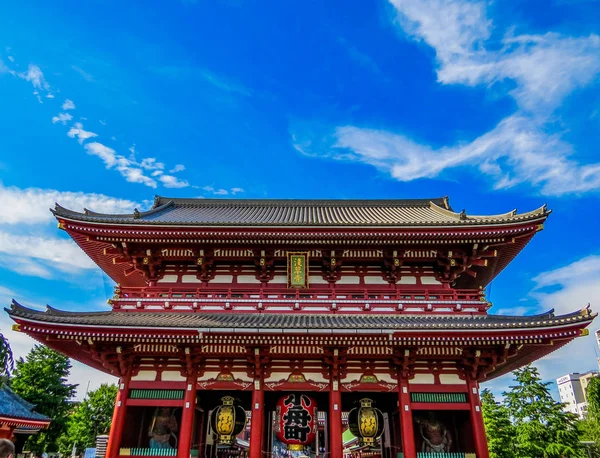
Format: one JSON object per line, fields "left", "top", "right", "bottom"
{"left": 6, "top": 196, "right": 595, "bottom": 458}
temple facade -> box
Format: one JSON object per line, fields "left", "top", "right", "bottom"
{"left": 6, "top": 197, "right": 595, "bottom": 458}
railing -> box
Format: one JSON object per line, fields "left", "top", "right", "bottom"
{"left": 118, "top": 286, "right": 483, "bottom": 302}
{"left": 417, "top": 454, "right": 476, "bottom": 458}
{"left": 129, "top": 389, "right": 184, "bottom": 400}
{"left": 411, "top": 392, "right": 467, "bottom": 403}
{"left": 111, "top": 286, "right": 488, "bottom": 313}
{"left": 119, "top": 448, "right": 177, "bottom": 456}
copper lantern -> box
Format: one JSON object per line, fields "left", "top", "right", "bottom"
{"left": 210, "top": 396, "right": 247, "bottom": 445}
{"left": 347, "top": 398, "right": 385, "bottom": 447}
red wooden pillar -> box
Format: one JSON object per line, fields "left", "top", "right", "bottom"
{"left": 398, "top": 377, "right": 416, "bottom": 458}
{"left": 329, "top": 380, "right": 343, "bottom": 458}
{"left": 178, "top": 373, "right": 197, "bottom": 458}
{"left": 467, "top": 378, "right": 490, "bottom": 458}
{"left": 106, "top": 372, "right": 131, "bottom": 458}
{"left": 249, "top": 378, "right": 264, "bottom": 458}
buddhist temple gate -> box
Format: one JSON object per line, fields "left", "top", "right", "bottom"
{"left": 6, "top": 196, "right": 595, "bottom": 458}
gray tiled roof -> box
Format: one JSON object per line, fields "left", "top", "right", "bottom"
{"left": 7, "top": 301, "right": 592, "bottom": 332}
{"left": 51, "top": 196, "right": 549, "bottom": 227}
{"left": 0, "top": 385, "right": 51, "bottom": 422}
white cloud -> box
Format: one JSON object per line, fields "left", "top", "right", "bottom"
{"left": 391, "top": 0, "right": 600, "bottom": 114}
{"left": 158, "top": 174, "right": 189, "bottom": 188}
{"left": 62, "top": 99, "right": 76, "bottom": 110}
{"left": 52, "top": 112, "right": 73, "bottom": 125}
{"left": 140, "top": 157, "right": 165, "bottom": 171}
{"left": 170, "top": 164, "right": 185, "bottom": 173}
{"left": 0, "top": 183, "right": 138, "bottom": 279}
{"left": 328, "top": 114, "right": 600, "bottom": 195}
{"left": 0, "top": 232, "right": 96, "bottom": 272}
{"left": 18, "top": 64, "right": 50, "bottom": 91}
{"left": 7, "top": 56, "right": 14, "bottom": 63}
{"left": 0, "top": 285, "right": 118, "bottom": 400}
{"left": 481, "top": 255, "right": 600, "bottom": 395}
{"left": 526, "top": 255, "right": 600, "bottom": 381}
{"left": 533, "top": 255, "right": 600, "bottom": 291}
{"left": 67, "top": 122, "right": 98, "bottom": 144}
{"left": 231, "top": 187, "right": 245, "bottom": 194}
{"left": 84, "top": 142, "right": 158, "bottom": 188}
{"left": 294, "top": 1, "right": 600, "bottom": 196}
{"left": 0, "top": 183, "right": 138, "bottom": 225}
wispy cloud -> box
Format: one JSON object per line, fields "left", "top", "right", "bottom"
{"left": 294, "top": 0, "right": 600, "bottom": 196}
{"left": 3, "top": 54, "right": 193, "bottom": 190}
{"left": 149, "top": 65, "right": 251, "bottom": 96}
{"left": 67, "top": 122, "right": 98, "bottom": 143}
{"left": 62, "top": 99, "right": 76, "bottom": 110}
{"left": 0, "top": 183, "right": 138, "bottom": 279}
{"left": 533, "top": 255, "right": 600, "bottom": 292}
{"left": 338, "top": 37, "right": 382, "bottom": 75}
{"left": 158, "top": 174, "right": 189, "bottom": 188}
{"left": 391, "top": 0, "right": 600, "bottom": 114}
{"left": 0, "top": 183, "right": 137, "bottom": 225}
{"left": 18, "top": 64, "right": 50, "bottom": 91}
{"left": 84, "top": 142, "right": 158, "bottom": 188}
{"left": 52, "top": 113, "right": 73, "bottom": 125}
{"left": 201, "top": 185, "right": 245, "bottom": 196}
{"left": 326, "top": 114, "right": 600, "bottom": 195}
{"left": 527, "top": 255, "right": 600, "bottom": 380}
{"left": 0, "top": 284, "right": 118, "bottom": 399}
{"left": 71, "top": 65, "right": 93, "bottom": 82}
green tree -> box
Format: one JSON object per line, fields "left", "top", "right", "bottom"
{"left": 579, "top": 376, "right": 600, "bottom": 457}
{"left": 58, "top": 384, "right": 118, "bottom": 455}
{"left": 11, "top": 345, "right": 78, "bottom": 454}
{"left": 0, "top": 331, "right": 13, "bottom": 381}
{"left": 481, "top": 388, "right": 515, "bottom": 458}
{"left": 504, "top": 365, "right": 583, "bottom": 458}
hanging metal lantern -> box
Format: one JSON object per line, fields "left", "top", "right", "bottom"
{"left": 275, "top": 393, "right": 317, "bottom": 450}
{"left": 210, "top": 396, "right": 247, "bottom": 445}
{"left": 347, "top": 398, "right": 385, "bottom": 447}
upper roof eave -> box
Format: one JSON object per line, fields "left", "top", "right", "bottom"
{"left": 7, "top": 300, "right": 594, "bottom": 333}
{"left": 52, "top": 196, "right": 551, "bottom": 229}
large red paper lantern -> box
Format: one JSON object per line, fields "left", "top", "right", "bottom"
{"left": 275, "top": 393, "right": 317, "bottom": 449}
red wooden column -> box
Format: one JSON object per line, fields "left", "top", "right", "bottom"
{"left": 467, "top": 378, "right": 490, "bottom": 458}
{"left": 106, "top": 372, "right": 131, "bottom": 458}
{"left": 329, "top": 380, "right": 343, "bottom": 458}
{"left": 398, "top": 376, "right": 416, "bottom": 458}
{"left": 178, "top": 372, "right": 198, "bottom": 458}
{"left": 249, "top": 377, "right": 265, "bottom": 458}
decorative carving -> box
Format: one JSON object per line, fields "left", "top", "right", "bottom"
{"left": 254, "top": 249, "right": 275, "bottom": 282}
{"left": 322, "top": 250, "right": 342, "bottom": 283}
{"left": 196, "top": 249, "right": 215, "bottom": 282}
{"left": 383, "top": 250, "right": 403, "bottom": 283}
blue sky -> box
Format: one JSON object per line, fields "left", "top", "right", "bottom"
{"left": 0, "top": 0, "right": 599, "bottom": 398}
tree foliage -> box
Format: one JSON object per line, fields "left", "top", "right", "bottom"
{"left": 481, "top": 388, "right": 515, "bottom": 458}
{"left": 579, "top": 376, "right": 600, "bottom": 457}
{"left": 11, "top": 345, "right": 78, "bottom": 454}
{"left": 58, "top": 384, "right": 118, "bottom": 455}
{"left": 0, "top": 331, "right": 13, "bottom": 381}
{"left": 502, "top": 365, "right": 583, "bottom": 458}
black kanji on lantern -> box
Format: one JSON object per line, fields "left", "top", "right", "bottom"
{"left": 282, "top": 394, "right": 313, "bottom": 443}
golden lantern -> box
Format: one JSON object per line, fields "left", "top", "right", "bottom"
{"left": 347, "top": 398, "right": 385, "bottom": 447}
{"left": 210, "top": 396, "right": 247, "bottom": 445}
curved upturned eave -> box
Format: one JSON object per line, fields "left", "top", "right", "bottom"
{"left": 8, "top": 301, "right": 594, "bottom": 381}
{"left": 51, "top": 198, "right": 551, "bottom": 229}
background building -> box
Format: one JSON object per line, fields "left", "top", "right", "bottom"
{"left": 557, "top": 371, "right": 598, "bottom": 418}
